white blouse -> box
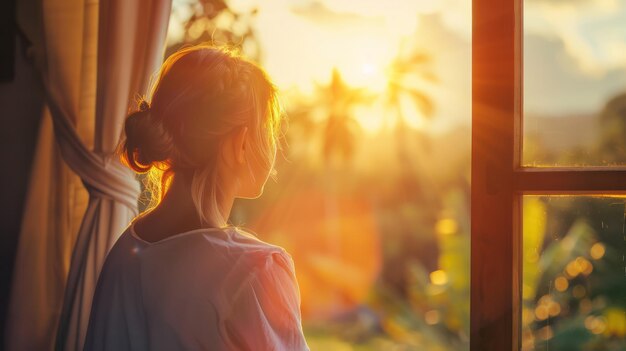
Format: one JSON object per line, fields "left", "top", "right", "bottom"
{"left": 83, "top": 223, "right": 309, "bottom": 351}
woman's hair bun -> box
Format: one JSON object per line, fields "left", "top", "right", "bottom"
{"left": 121, "top": 100, "right": 174, "bottom": 172}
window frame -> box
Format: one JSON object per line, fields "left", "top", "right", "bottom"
{"left": 471, "top": 0, "right": 626, "bottom": 350}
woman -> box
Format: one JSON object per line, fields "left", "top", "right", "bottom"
{"left": 84, "top": 45, "right": 309, "bottom": 351}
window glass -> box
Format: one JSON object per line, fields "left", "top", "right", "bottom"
{"left": 522, "top": 196, "right": 626, "bottom": 350}
{"left": 523, "top": 0, "right": 626, "bottom": 166}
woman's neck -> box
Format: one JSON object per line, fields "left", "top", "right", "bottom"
{"left": 134, "top": 174, "right": 236, "bottom": 242}
{"left": 163, "top": 174, "right": 236, "bottom": 228}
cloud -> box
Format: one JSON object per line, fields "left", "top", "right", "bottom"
{"left": 525, "top": 0, "right": 626, "bottom": 76}
{"left": 290, "top": 0, "right": 470, "bottom": 39}
{"left": 290, "top": 1, "right": 381, "bottom": 27}
{"left": 524, "top": 33, "right": 626, "bottom": 116}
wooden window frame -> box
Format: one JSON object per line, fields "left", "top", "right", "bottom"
{"left": 471, "top": 0, "right": 626, "bottom": 350}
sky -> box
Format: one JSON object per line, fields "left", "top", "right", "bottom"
{"left": 167, "top": 0, "right": 626, "bottom": 131}
{"left": 524, "top": 0, "right": 626, "bottom": 116}
{"left": 168, "top": 0, "right": 472, "bottom": 133}
{"left": 233, "top": 0, "right": 472, "bottom": 133}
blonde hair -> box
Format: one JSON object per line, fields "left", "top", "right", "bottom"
{"left": 120, "top": 45, "right": 283, "bottom": 227}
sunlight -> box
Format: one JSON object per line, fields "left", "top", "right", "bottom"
{"left": 337, "top": 61, "right": 389, "bottom": 93}
{"left": 354, "top": 104, "right": 386, "bottom": 134}
{"left": 361, "top": 62, "right": 376, "bottom": 75}
{"left": 430, "top": 269, "right": 449, "bottom": 286}
{"left": 158, "top": 1, "right": 474, "bottom": 349}
{"left": 400, "top": 94, "right": 428, "bottom": 130}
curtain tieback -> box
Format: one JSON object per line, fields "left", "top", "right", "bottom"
{"left": 81, "top": 153, "right": 139, "bottom": 211}
{"left": 45, "top": 83, "right": 140, "bottom": 211}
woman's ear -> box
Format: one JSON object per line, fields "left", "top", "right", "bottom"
{"left": 233, "top": 126, "right": 248, "bottom": 165}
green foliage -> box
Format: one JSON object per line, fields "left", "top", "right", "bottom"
{"left": 523, "top": 197, "right": 626, "bottom": 350}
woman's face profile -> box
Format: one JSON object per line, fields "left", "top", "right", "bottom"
{"left": 220, "top": 125, "right": 277, "bottom": 200}
{"left": 241, "top": 137, "right": 277, "bottom": 199}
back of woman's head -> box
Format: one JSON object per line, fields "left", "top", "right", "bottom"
{"left": 120, "top": 45, "right": 283, "bottom": 226}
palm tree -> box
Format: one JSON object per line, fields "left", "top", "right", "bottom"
{"left": 382, "top": 44, "right": 438, "bottom": 202}
{"left": 316, "top": 68, "right": 373, "bottom": 166}
{"left": 374, "top": 45, "right": 441, "bottom": 300}
{"left": 385, "top": 45, "right": 437, "bottom": 153}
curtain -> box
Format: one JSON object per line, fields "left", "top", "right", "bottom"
{"left": 5, "top": 0, "right": 171, "bottom": 350}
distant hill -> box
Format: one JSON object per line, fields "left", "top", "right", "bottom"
{"left": 524, "top": 114, "right": 598, "bottom": 152}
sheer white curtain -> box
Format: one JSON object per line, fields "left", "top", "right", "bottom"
{"left": 5, "top": 0, "right": 171, "bottom": 350}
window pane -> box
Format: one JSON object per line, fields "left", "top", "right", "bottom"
{"left": 523, "top": 0, "right": 626, "bottom": 166}
{"left": 522, "top": 196, "right": 626, "bottom": 351}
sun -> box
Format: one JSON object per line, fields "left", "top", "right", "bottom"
{"left": 361, "top": 62, "right": 376, "bottom": 76}
{"left": 337, "top": 61, "right": 389, "bottom": 94}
